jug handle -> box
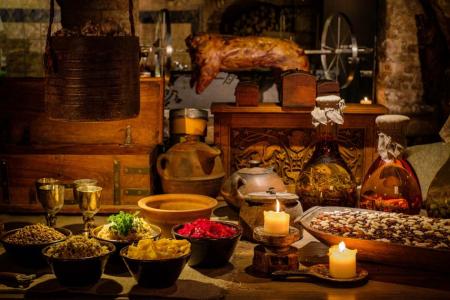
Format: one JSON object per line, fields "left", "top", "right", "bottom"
{"left": 231, "top": 174, "right": 247, "bottom": 204}
{"left": 156, "top": 154, "right": 170, "bottom": 178}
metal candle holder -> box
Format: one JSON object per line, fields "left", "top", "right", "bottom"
{"left": 252, "top": 226, "right": 301, "bottom": 274}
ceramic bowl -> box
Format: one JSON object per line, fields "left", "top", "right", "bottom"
{"left": 91, "top": 223, "right": 161, "bottom": 259}
{"left": 138, "top": 194, "right": 218, "bottom": 237}
{"left": 172, "top": 221, "right": 242, "bottom": 268}
{"left": 120, "top": 245, "right": 190, "bottom": 288}
{"left": 0, "top": 227, "right": 71, "bottom": 266}
{"left": 42, "top": 241, "right": 115, "bottom": 287}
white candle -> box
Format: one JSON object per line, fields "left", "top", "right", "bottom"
{"left": 328, "top": 241, "right": 357, "bottom": 278}
{"left": 360, "top": 97, "right": 372, "bottom": 105}
{"left": 263, "top": 200, "right": 290, "bottom": 235}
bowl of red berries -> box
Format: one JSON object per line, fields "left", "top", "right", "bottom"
{"left": 172, "top": 218, "right": 242, "bottom": 268}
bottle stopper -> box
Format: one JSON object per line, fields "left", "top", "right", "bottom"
{"left": 375, "top": 115, "right": 410, "bottom": 148}
{"left": 312, "top": 95, "right": 345, "bottom": 126}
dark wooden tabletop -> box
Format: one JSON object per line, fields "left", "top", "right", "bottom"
{"left": 0, "top": 212, "right": 449, "bottom": 299}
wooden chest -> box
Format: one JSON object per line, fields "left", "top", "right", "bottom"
{"left": 280, "top": 72, "right": 316, "bottom": 107}
{"left": 0, "top": 77, "right": 163, "bottom": 213}
{"left": 211, "top": 103, "right": 388, "bottom": 193}
{"left": 235, "top": 81, "right": 261, "bottom": 106}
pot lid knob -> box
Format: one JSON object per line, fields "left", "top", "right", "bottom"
{"left": 248, "top": 160, "right": 262, "bottom": 168}
{"left": 267, "top": 187, "right": 276, "bottom": 194}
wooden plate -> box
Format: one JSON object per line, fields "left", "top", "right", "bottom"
{"left": 272, "top": 264, "right": 368, "bottom": 284}
{"left": 300, "top": 206, "right": 450, "bottom": 273}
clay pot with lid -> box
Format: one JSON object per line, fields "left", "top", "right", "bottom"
{"left": 157, "top": 136, "right": 225, "bottom": 197}
{"left": 239, "top": 188, "right": 303, "bottom": 241}
{"left": 220, "top": 160, "right": 286, "bottom": 209}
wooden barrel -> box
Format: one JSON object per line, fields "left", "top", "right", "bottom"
{"left": 45, "top": 36, "right": 140, "bottom": 121}
{"left": 44, "top": 0, "right": 140, "bottom": 121}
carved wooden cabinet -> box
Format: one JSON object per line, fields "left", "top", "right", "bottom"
{"left": 211, "top": 103, "right": 388, "bottom": 193}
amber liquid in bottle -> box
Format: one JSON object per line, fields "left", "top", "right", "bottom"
{"left": 297, "top": 120, "right": 357, "bottom": 210}
{"left": 360, "top": 157, "right": 422, "bottom": 214}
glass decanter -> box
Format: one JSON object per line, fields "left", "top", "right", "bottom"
{"left": 360, "top": 115, "right": 422, "bottom": 214}
{"left": 296, "top": 96, "right": 357, "bottom": 210}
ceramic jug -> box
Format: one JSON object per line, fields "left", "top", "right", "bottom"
{"left": 157, "top": 136, "right": 225, "bottom": 197}
{"left": 220, "top": 160, "right": 286, "bottom": 209}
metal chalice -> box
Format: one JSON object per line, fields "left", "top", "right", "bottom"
{"left": 76, "top": 185, "right": 102, "bottom": 235}
{"left": 37, "top": 184, "right": 65, "bottom": 227}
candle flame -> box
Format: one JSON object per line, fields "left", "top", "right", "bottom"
{"left": 166, "top": 45, "right": 174, "bottom": 55}
{"left": 364, "top": 96, "right": 368, "bottom": 100}
{"left": 275, "top": 199, "right": 280, "bottom": 212}
{"left": 338, "top": 241, "right": 346, "bottom": 252}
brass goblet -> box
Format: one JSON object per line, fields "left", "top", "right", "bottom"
{"left": 76, "top": 185, "right": 102, "bottom": 235}
{"left": 72, "top": 179, "right": 97, "bottom": 202}
{"left": 35, "top": 178, "right": 60, "bottom": 202}
{"left": 37, "top": 184, "right": 65, "bottom": 227}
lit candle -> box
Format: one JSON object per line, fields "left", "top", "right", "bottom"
{"left": 328, "top": 241, "right": 357, "bottom": 278}
{"left": 360, "top": 97, "right": 372, "bottom": 105}
{"left": 263, "top": 200, "right": 290, "bottom": 235}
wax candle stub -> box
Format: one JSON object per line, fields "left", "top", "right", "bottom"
{"left": 263, "top": 199, "right": 290, "bottom": 235}
{"left": 328, "top": 241, "right": 357, "bottom": 279}
{"left": 360, "top": 97, "right": 372, "bottom": 105}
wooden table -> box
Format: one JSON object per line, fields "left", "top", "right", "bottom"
{"left": 0, "top": 211, "right": 449, "bottom": 299}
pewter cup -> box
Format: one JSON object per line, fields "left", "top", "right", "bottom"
{"left": 76, "top": 185, "right": 102, "bottom": 234}
{"left": 35, "top": 178, "right": 60, "bottom": 202}
{"left": 38, "top": 184, "right": 65, "bottom": 227}
{"left": 72, "top": 178, "right": 97, "bottom": 202}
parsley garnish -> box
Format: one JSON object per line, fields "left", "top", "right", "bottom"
{"left": 108, "top": 211, "right": 139, "bottom": 236}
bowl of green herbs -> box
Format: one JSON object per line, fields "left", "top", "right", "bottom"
{"left": 92, "top": 211, "right": 161, "bottom": 258}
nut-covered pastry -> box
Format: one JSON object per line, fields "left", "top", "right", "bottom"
{"left": 310, "top": 210, "right": 450, "bottom": 249}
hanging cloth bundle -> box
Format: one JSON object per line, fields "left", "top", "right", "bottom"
{"left": 44, "top": 0, "right": 140, "bottom": 121}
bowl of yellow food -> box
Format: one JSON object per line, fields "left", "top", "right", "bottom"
{"left": 138, "top": 194, "right": 218, "bottom": 237}
{"left": 92, "top": 211, "right": 161, "bottom": 258}
{"left": 42, "top": 235, "right": 115, "bottom": 287}
{"left": 120, "top": 238, "right": 191, "bottom": 288}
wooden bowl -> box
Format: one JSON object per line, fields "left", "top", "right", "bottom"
{"left": 138, "top": 194, "right": 218, "bottom": 237}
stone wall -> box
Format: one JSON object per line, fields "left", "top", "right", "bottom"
{"left": 376, "top": 0, "right": 428, "bottom": 114}
{"left": 377, "top": 0, "right": 450, "bottom": 142}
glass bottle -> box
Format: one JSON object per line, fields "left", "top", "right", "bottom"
{"left": 360, "top": 115, "right": 422, "bottom": 214}
{"left": 296, "top": 96, "right": 357, "bottom": 210}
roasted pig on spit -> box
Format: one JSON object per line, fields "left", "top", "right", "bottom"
{"left": 186, "top": 34, "right": 310, "bottom": 93}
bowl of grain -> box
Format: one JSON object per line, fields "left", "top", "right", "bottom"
{"left": 42, "top": 235, "right": 115, "bottom": 287}
{"left": 0, "top": 223, "right": 71, "bottom": 266}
